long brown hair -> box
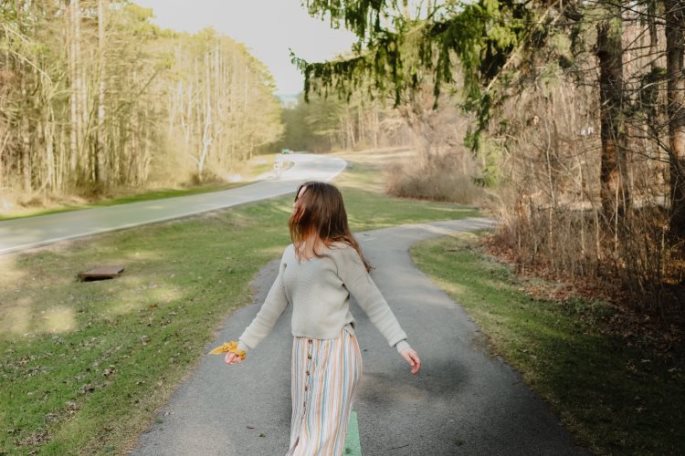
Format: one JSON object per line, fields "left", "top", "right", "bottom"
{"left": 289, "top": 181, "right": 371, "bottom": 271}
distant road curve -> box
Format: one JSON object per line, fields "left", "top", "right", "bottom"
{"left": 0, "top": 153, "right": 346, "bottom": 255}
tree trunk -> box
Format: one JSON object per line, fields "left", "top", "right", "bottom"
{"left": 596, "top": 17, "right": 630, "bottom": 228}
{"left": 68, "top": 0, "right": 79, "bottom": 176}
{"left": 664, "top": 0, "right": 685, "bottom": 236}
{"left": 96, "top": 0, "right": 107, "bottom": 188}
{"left": 0, "top": 131, "right": 7, "bottom": 192}
{"left": 44, "top": 107, "right": 55, "bottom": 192}
{"left": 242, "top": 62, "right": 249, "bottom": 160}
{"left": 68, "top": 0, "right": 87, "bottom": 184}
{"left": 57, "top": 123, "right": 66, "bottom": 191}
{"left": 76, "top": 0, "right": 88, "bottom": 184}
{"left": 185, "top": 80, "right": 193, "bottom": 146}
{"left": 141, "top": 104, "right": 151, "bottom": 183}
{"left": 19, "top": 68, "right": 32, "bottom": 193}
{"left": 372, "top": 108, "right": 379, "bottom": 149}
{"left": 198, "top": 52, "right": 212, "bottom": 180}
{"left": 648, "top": 0, "right": 659, "bottom": 62}
{"left": 21, "top": 119, "right": 32, "bottom": 193}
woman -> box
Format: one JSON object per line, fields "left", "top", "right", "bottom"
{"left": 224, "top": 181, "right": 421, "bottom": 456}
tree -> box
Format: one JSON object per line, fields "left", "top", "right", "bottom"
{"left": 96, "top": 0, "right": 108, "bottom": 187}
{"left": 595, "top": 8, "right": 630, "bottom": 226}
{"left": 664, "top": 0, "right": 685, "bottom": 237}
{"left": 296, "top": 1, "right": 533, "bottom": 146}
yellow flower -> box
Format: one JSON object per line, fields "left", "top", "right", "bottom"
{"left": 208, "top": 340, "right": 246, "bottom": 360}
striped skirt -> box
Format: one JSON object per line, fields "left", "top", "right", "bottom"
{"left": 286, "top": 324, "right": 363, "bottom": 456}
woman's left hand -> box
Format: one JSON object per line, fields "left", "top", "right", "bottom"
{"left": 401, "top": 349, "right": 421, "bottom": 375}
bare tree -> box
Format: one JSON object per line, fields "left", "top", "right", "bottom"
{"left": 596, "top": 14, "right": 631, "bottom": 229}
{"left": 664, "top": 0, "right": 685, "bottom": 236}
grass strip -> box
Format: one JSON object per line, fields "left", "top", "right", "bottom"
{"left": 0, "top": 166, "right": 477, "bottom": 455}
{"left": 411, "top": 233, "right": 684, "bottom": 456}
{"left": 0, "top": 182, "right": 247, "bottom": 222}
{"left": 0, "top": 154, "right": 281, "bottom": 222}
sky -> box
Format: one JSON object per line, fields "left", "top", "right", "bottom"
{"left": 133, "top": 0, "right": 357, "bottom": 95}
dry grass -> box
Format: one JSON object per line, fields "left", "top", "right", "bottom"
{"left": 384, "top": 152, "right": 483, "bottom": 204}
{"left": 332, "top": 146, "right": 415, "bottom": 193}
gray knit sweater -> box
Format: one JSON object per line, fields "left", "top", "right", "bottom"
{"left": 238, "top": 242, "right": 410, "bottom": 354}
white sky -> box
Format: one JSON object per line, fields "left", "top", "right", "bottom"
{"left": 133, "top": 0, "right": 357, "bottom": 95}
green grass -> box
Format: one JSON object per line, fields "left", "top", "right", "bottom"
{"left": 89, "top": 183, "right": 245, "bottom": 206}
{"left": 0, "top": 155, "right": 477, "bottom": 455}
{"left": 0, "top": 183, "right": 247, "bottom": 222}
{"left": 343, "top": 186, "right": 478, "bottom": 231}
{"left": 411, "top": 233, "right": 685, "bottom": 456}
{"left": 0, "top": 154, "right": 284, "bottom": 222}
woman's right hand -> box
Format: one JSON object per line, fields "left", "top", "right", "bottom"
{"left": 400, "top": 348, "right": 421, "bottom": 375}
{"left": 224, "top": 352, "right": 244, "bottom": 365}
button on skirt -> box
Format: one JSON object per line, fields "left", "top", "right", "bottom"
{"left": 286, "top": 325, "right": 362, "bottom": 456}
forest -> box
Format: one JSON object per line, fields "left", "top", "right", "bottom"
{"left": 0, "top": 1, "right": 284, "bottom": 207}
{"left": 298, "top": 0, "right": 685, "bottom": 312}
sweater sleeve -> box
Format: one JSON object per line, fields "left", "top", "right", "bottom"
{"left": 336, "top": 246, "right": 408, "bottom": 348}
{"left": 238, "top": 248, "right": 290, "bottom": 350}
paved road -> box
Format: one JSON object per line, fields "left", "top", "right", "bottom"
{"left": 130, "top": 219, "right": 590, "bottom": 456}
{"left": 0, "top": 153, "right": 345, "bottom": 255}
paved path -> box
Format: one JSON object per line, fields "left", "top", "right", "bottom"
{"left": 130, "top": 218, "right": 590, "bottom": 456}
{"left": 0, "top": 154, "right": 345, "bottom": 255}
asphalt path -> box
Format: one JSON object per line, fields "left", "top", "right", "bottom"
{"left": 130, "top": 218, "right": 590, "bottom": 456}
{"left": 0, "top": 153, "right": 345, "bottom": 255}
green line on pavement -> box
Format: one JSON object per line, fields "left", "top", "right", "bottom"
{"left": 344, "top": 410, "right": 363, "bottom": 455}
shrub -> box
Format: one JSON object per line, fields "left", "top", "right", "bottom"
{"left": 385, "top": 152, "right": 482, "bottom": 204}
